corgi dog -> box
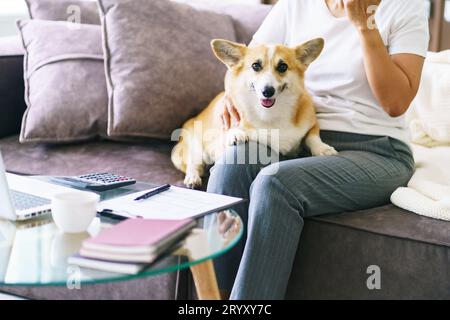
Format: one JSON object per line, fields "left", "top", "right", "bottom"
{"left": 172, "top": 38, "right": 337, "bottom": 189}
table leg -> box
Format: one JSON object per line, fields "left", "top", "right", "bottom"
{"left": 189, "top": 259, "right": 221, "bottom": 300}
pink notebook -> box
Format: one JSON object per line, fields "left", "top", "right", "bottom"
{"left": 83, "top": 218, "right": 195, "bottom": 253}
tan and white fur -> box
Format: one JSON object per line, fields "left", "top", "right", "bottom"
{"left": 172, "top": 38, "right": 337, "bottom": 189}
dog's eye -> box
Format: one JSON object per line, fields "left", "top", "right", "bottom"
{"left": 252, "top": 62, "right": 262, "bottom": 72}
{"left": 277, "top": 63, "right": 288, "bottom": 73}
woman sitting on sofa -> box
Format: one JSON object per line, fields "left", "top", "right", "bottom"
{"left": 207, "top": 0, "right": 429, "bottom": 299}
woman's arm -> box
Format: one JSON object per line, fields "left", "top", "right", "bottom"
{"left": 359, "top": 29, "right": 424, "bottom": 117}
{"left": 345, "top": 0, "right": 425, "bottom": 117}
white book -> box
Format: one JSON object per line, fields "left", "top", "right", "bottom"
{"left": 80, "top": 247, "right": 157, "bottom": 264}
{"left": 68, "top": 255, "right": 148, "bottom": 275}
{"left": 82, "top": 243, "right": 156, "bottom": 255}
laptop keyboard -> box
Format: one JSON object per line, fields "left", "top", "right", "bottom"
{"left": 11, "top": 190, "right": 51, "bottom": 211}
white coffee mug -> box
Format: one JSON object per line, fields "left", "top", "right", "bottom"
{"left": 51, "top": 192, "right": 100, "bottom": 233}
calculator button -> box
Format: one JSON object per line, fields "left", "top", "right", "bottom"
{"left": 66, "top": 173, "right": 136, "bottom": 191}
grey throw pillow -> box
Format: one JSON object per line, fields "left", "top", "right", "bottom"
{"left": 173, "top": 0, "right": 272, "bottom": 44}
{"left": 17, "top": 20, "right": 108, "bottom": 143}
{"left": 25, "top": 0, "right": 101, "bottom": 25}
{"left": 98, "top": 0, "right": 236, "bottom": 140}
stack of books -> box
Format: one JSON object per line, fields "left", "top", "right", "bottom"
{"left": 68, "top": 218, "right": 196, "bottom": 274}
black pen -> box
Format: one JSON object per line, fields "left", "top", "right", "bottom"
{"left": 97, "top": 209, "right": 143, "bottom": 221}
{"left": 134, "top": 184, "right": 171, "bottom": 201}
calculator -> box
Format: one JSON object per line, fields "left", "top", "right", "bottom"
{"left": 52, "top": 173, "right": 137, "bottom": 192}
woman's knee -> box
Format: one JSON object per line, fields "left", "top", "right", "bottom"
{"left": 250, "top": 166, "right": 282, "bottom": 200}
{"left": 249, "top": 171, "right": 304, "bottom": 227}
{"left": 250, "top": 164, "right": 306, "bottom": 215}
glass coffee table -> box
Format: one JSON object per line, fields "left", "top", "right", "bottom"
{"left": 0, "top": 179, "right": 243, "bottom": 300}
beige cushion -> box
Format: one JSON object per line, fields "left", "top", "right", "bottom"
{"left": 98, "top": 0, "right": 236, "bottom": 139}
{"left": 17, "top": 20, "right": 108, "bottom": 143}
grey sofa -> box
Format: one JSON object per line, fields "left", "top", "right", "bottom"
{"left": 1, "top": 30, "right": 450, "bottom": 301}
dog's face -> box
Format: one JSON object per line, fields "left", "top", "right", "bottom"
{"left": 212, "top": 38, "right": 324, "bottom": 111}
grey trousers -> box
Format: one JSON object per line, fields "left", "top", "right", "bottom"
{"left": 206, "top": 130, "right": 415, "bottom": 300}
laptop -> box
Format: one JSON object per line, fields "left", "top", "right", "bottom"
{"left": 0, "top": 151, "right": 51, "bottom": 221}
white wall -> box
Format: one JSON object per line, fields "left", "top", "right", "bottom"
{"left": 0, "top": 0, "right": 28, "bottom": 37}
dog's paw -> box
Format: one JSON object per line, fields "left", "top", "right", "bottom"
{"left": 226, "top": 129, "right": 249, "bottom": 146}
{"left": 184, "top": 175, "right": 203, "bottom": 189}
{"left": 310, "top": 143, "right": 338, "bottom": 157}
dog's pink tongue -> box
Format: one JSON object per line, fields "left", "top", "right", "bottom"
{"left": 261, "top": 99, "right": 275, "bottom": 108}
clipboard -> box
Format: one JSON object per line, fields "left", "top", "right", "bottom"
{"left": 97, "top": 185, "right": 245, "bottom": 220}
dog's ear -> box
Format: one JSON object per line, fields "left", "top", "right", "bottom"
{"left": 295, "top": 38, "right": 324, "bottom": 67}
{"left": 211, "top": 39, "right": 247, "bottom": 68}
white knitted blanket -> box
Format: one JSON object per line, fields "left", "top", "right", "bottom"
{"left": 408, "top": 50, "right": 450, "bottom": 146}
{"left": 391, "top": 50, "right": 450, "bottom": 221}
{"left": 391, "top": 144, "right": 450, "bottom": 221}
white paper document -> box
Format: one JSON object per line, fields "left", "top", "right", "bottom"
{"left": 98, "top": 186, "right": 244, "bottom": 220}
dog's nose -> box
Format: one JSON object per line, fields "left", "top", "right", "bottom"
{"left": 262, "top": 86, "right": 275, "bottom": 98}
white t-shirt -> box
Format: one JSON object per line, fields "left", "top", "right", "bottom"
{"left": 252, "top": 0, "right": 430, "bottom": 143}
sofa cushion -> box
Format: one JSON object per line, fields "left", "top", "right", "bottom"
{"left": 0, "top": 37, "right": 27, "bottom": 139}
{"left": 312, "top": 204, "right": 450, "bottom": 247}
{"left": 173, "top": 0, "right": 272, "bottom": 44}
{"left": 98, "top": 0, "right": 236, "bottom": 140}
{"left": 25, "top": 0, "right": 101, "bottom": 25}
{"left": 0, "top": 135, "right": 184, "bottom": 186}
{"left": 201, "top": 4, "right": 271, "bottom": 44}
{"left": 17, "top": 20, "right": 108, "bottom": 144}
{"left": 288, "top": 205, "right": 450, "bottom": 299}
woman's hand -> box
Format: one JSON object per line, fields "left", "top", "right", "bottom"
{"left": 343, "top": 0, "right": 382, "bottom": 31}
{"left": 217, "top": 211, "right": 241, "bottom": 245}
{"left": 221, "top": 93, "right": 241, "bottom": 130}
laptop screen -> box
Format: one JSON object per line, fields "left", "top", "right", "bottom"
{"left": 0, "top": 151, "right": 17, "bottom": 220}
